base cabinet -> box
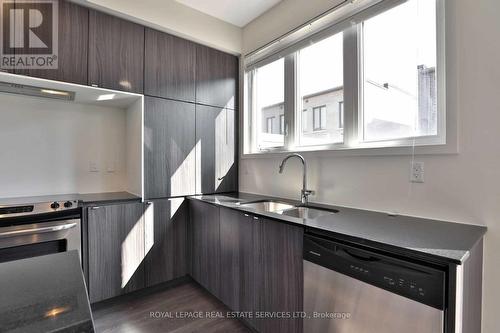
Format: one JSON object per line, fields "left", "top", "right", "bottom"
{"left": 144, "top": 198, "right": 188, "bottom": 287}
{"left": 87, "top": 199, "right": 188, "bottom": 303}
{"left": 219, "top": 208, "right": 256, "bottom": 319}
{"left": 189, "top": 199, "right": 221, "bottom": 298}
{"left": 253, "top": 215, "right": 303, "bottom": 333}
{"left": 193, "top": 203, "right": 304, "bottom": 333}
{"left": 87, "top": 202, "right": 146, "bottom": 303}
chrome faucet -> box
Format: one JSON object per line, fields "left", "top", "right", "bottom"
{"left": 278, "top": 153, "right": 315, "bottom": 206}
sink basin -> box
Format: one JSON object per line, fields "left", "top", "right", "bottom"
{"left": 278, "top": 206, "right": 337, "bottom": 219}
{"left": 237, "top": 200, "right": 295, "bottom": 212}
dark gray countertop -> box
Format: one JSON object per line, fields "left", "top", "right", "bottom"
{"left": 189, "top": 192, "right": 487, "bottom": 265}
{"left": 0, "top": 251, "right": 94, "bottom": 333}
{"left": 0, "top": 191, "right": 141, "bottom": 206}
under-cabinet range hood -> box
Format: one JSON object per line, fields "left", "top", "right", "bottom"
{"left": 0, "top": 81, "right": 75, "bottom": 101}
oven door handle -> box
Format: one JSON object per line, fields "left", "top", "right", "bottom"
{"left": 0, "top": 222, "right": 78, "bottom": 238}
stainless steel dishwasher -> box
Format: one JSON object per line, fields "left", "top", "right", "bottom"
{"left": 304, "top": 233, "right": 446, "bottom": 333}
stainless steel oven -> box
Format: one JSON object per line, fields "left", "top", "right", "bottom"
{"left": 0, "top": 200, "right": 81, "bottom": 263}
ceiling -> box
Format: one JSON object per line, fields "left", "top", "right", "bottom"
{"left": 175, "top": 0, "right": 282, "bottom": 27}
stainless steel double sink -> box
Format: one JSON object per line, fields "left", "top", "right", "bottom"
{"left": 236, "top": 200, "right": 338, "bottom": 220}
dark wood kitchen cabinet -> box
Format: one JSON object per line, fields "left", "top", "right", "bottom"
{"left": 144, "top": 198, "right": 188, "bottom": 287}
{"left": 254, "top": 217, "right": 304, "bottom": 333}
{"left": 196, "top": 45, "right": 238, "bottom": 109}
{"left": 87, "top": 202, "right": 145, "bottom": 303}
{"left": 196, "top": 105, "right": 237, "bottom": 194}
{"left": 144, "top": 96, "right": 196, "bottom": 199}
{"left": 219, "top": 208, "right": 256, "bottom": 326}
{"left": 145, "top": 29, "right": 196, "bottom": 102}
{"left": 218, "top": 207, "right": 303, "bottom": 332}
{"left": 12, "top": 0, "right": 88, "bottom": 84}
{"left": 88, "top": 10, "right": 144, "bottom": 93}
{"left": 189, "top": 199, "right": 221, "bottom": 298}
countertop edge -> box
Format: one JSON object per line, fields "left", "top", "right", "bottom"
{"left": 187, "top": 194, "right": 486, "bottom": 265}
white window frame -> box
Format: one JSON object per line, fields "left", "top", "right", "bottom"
{"left": 279, "top": 114, "right": 285, "bottom": 134}
{"left": 242, "top": 0, "right": 455, "bottom": 157}
{"left": 338, "top": 101, "right": 344, "bottom": 129}
{"left": 302, "top": 109, "right": 308, "bottom": 132}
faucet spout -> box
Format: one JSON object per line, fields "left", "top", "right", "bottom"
{"left": 278, "top": 153, "right": 314, "bottom": 205}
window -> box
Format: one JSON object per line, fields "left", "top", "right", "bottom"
{"left": 362, "top": 0, "right": 437, "bottom": 142}
{"left": 279, "top": 114, "right": 285, "bottom": 134}
{"left": 298, "top": 32, "right": 343, "bottom": 146}
{"left": 254, "top": 58, "right": 285, "bottom": 149}
{"left": 244, "top": 0, "right": 443, "bottom": 154}
{"left": 338, "top": 101, "right": 344, "bottom": 129}
{"left": 313, "top": 106, "right": 326, "bottom": 131}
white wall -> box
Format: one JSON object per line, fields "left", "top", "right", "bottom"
{"left": 242, "top": 0, "right": 344, "bottom": 54}
{"left": 72, "top": 0, "right": 242, "bottom": 54}
{"left": 240, "top": 0, "right": 500, "bottom": 331}
{"left": 0, "top": 93, "right": 129, "bottom": 197}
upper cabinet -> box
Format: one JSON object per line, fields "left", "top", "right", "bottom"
{"left": 196, "top": 45, "right": 238, "bottom": 110}
{"left": 144, "top": 96, "right": 196, "bottom": 199}
{"left": 196, "top": 105, "right": 237, "bottom": 194}
{"left": 88, "top": 10, "right": 144, "bottom": 93}
{"left": 144, "top": 29, "right": 196, "bottom": 102}
{"left": 13, "top": 0, "right": 89, "bottom": 84}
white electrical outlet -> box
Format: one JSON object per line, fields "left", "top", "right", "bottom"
{"left": 89, "top": 161, "right": 99, "bottom": 172}
{"left": 410, "top": 161, "right": 424, "bottom": 183}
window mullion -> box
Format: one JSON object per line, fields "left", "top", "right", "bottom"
{"left": 284, "top": 53, "right": 296, "bottom": 150}
{"left": 343, "top": 24, "right": 360, "bottom": 147}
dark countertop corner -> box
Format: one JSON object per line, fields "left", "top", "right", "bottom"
{"left": 76, "top": 191, "right": 142, "bottom": 206}
{"left": 0, "top": 251, "right": 93, "bottom": 333}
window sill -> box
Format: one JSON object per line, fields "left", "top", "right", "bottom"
{"left": 242, "top": 141, "right": 458, "bottom": 159}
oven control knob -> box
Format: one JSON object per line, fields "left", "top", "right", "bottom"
{"left": 50, "top": 202, "right": 60, "bottom": 209}
{"left": 64, "top": 201, "right": 73, "bottom": 208}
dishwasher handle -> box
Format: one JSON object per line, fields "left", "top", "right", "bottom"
{"left": 305, "top": 235, "right": 380, "bottom": 264}
{"left": 305, "top": 234, "right": 429, "bottom": 275}
{"left": 340, "top": 248, "right": 381, "bottom": 263}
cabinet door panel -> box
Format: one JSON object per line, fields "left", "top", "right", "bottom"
{"left": 190, "top": 200, "right": 220, "bottom": 298}
{"left": 144, "top": 97, "right": 196, "bottom": 199}
{"left": 88, "top": 10, "right": 144, "bottom": 93}
{"left": 14, "top": 0, "right": 88, "bottom": 84}
{"left": 254, "top": 218, "right": 304, "bottom": 333}
{"left": 196, "top": 45, "right": 238, "bottom": 109}
{"left": 145, "top": 29, "right": 196, "bottom": 102}
{"left": 88, "top": 202, "right": 145, "bottom": 303}
{"left": 196, "top": 105, "right": 237, "bottom": 194}
{"left": 219, "top": 208, "right": 255, "bottom": 319}
{"left": 144, "top": 198, "right": 188, "bottom": 287}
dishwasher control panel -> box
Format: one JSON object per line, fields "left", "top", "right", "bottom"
{"left": 304, "top": 234, "right": 446, "bottom": 310}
